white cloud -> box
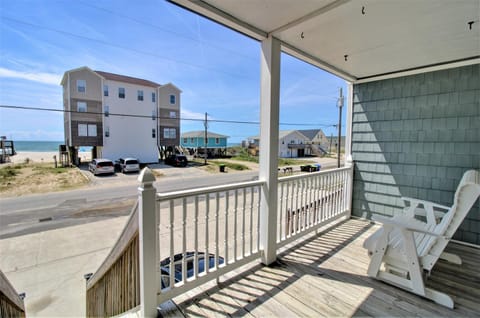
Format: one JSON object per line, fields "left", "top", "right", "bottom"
{"left": 181, "top": 108, "right": 212, "bottom": 120}
{"left": 0, "top": 67, "right": 61, "bottom": 85}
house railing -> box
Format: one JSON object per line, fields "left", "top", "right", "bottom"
{"left": 277, "top": 166, "right": 353, "bottom": 247}
{"left": 0, "top": 270, "right": 26, "bottom": 317}
{"left": 85, "top": 163, "right": 353, "bottom": 317}
{"left": 85, "top": 202, "right": 140, "bottom": 317}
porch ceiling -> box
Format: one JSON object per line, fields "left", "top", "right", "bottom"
{"left": 170, "top": 0, "right": 480, "bottom": 82}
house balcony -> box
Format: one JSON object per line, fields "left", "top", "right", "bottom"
{"left": 84, "top": 166, "right": 479, "bottom": 317}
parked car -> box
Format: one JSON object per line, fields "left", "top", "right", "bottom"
{"left": 165, "top": 154, "right": 188, "bottom": 167}
{"left": 115, "top": 157, "right": 140, "bottom": 173}
{"left": 88, "top": 158, "right": 115, "bottom": 176}
{"left": 160, "top": 252, "right": 224, "bottom": 289}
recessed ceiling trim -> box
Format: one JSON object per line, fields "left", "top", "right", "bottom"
{"left": 168, "top": 0, "right": 268, "bottom": 41}
{"left": 355, "top": 56, "right": 480, "bottom": 84}
{"left": 281, "top": 41, "right": 356, "bottom": 82}
{"left": 270, "top": 0, "right": 352, "bottom": 35}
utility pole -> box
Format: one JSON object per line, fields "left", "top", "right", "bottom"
{"left": 204, "top": 112, "right": 208, "bottom": 165}
{"left": 337, "top": 88, "right": 344, "bottom": 168}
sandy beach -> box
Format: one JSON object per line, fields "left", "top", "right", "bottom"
{"left": 8, "top": 151, "right": 92, "bottom": 164}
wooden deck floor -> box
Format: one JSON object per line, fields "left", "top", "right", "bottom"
{"left": 161, "top": 219, "right": 480, "bottom": 317}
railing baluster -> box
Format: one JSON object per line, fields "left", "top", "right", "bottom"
{"left": 242, "top": 187, "right": 246, "bottom": 258}
{"left": 214, "top": 192, "right": 219, "bottom": 273}
{"left": 169, "top": 200, "right": 175, "bottom": 289}
{"left": 182, "top": 198, "right": 187, "bottom": 284}
{"left": 250, "top": 187, "right": 254, "bottom": 255}
{"left": 279, "top": 181, "right": 284, "bottom": 241}
{"left": 234, "top": 189, "right": 238, "bottom": 261}
{"left": 205, "top": 194, "right": 210, "bottom": 275}
{"left": 194, "top": 196, "right": 199, "bottom": 279}
{"left": 256, "top": 185, "right": 261, "bottom": 252}
{"left": 224, "top": 190, "right": 229, "bottom": 265}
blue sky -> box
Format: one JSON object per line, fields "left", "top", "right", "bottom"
{"left": 0, "top": 0, "right": 347, "bottom": 143}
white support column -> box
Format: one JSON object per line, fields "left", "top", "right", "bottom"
{"left": 138, "top": 168, "right": 158, "bottom": 318}
{"left": 259, "top": 36, "right": 281, "bottom": 265}
{"left": 344, "top": 82, "right": 354, "bottom": 164}
{"left": 345, "top": 82, "right": 355, "bottom": 217}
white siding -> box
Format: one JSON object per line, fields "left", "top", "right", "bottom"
{"left": 102, "top": 80, "right": 158, "bottom": 163}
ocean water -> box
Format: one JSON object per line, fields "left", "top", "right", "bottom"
{"left": 13, "top": 141, "right": 91, "bottom": 152}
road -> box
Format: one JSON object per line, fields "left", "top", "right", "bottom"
{"left": 0, "top": 160, "right": 338, "bottom": 239}
{"left": 0, "top": 170, "right": 259, "bottom": 238}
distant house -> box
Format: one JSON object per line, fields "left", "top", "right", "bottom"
{"left": 249, "top": 130, "right": 311, "bottom": 158}
{"left": 61, "top": 66, "right": 181, "bottom": 163}
{"left": 181, "top": 131, "right": 229, "bottom": 157}
{"left": 298, "top": 129, "right": 329, "bottom": 155}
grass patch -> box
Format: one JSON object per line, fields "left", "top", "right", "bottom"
{"left": 192, "top": 158, "right": 249, "bottom": 171}
{"left": 213, "top": 161, "right": 249, "bottom": 171}
{"left": 278, "top": 158, "right": 316, "bottom": 166}
{"left": 0, "top": 166, "right": 20, "bottom": 180}
{"left": 0, "top": 162, "right": 88, "bottom": 197}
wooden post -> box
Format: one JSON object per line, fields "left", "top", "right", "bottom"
{"left": 138, "top": 168, "right": 158, "bottom": 317}
{"left": 259, "top": 36, "right": 280, "bottom": 265}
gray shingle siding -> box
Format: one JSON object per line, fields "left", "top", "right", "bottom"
{"left": 351, "top": 64, "right": 480, "bottom": 245}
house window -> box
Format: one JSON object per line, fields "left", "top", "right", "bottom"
{"left": 77, "top": 102, "right": 87, "bottom": 113}
{"left": 104, "top": 105, "right": 109, "bottom": 117}
{"left": 78, "top": 124, "right": 87, "bottom": 136}
{"left": 103, "top": 85, "right": 108, "bottom": 96}
{"left": 138, "top": 90, "right": 143, "bottom": 101}
{"left": 190, "top": 138, "right": 194, "bottom": 143}
{"left": 152, "top": 129, "right": 156, "bottom": 138}
{"left": 169, "top": 94, "right": 176, "bottom": 104}
{"left": 163, "top": 128, "right": 176, "bottom": 139}
{"left": 152, "top": 92, "right": 156, "bottom": 102}
{"left": 88, "top": 124, "right": 97, "bottom": 137}
{"left": 77, "top": 80, "right": 86, "bottom": 93}
{"left": 105, "top": 126, "right": 110, "bottom": 137}
{"left": 169, "top": 111, "right": 176, "bottom": 118}
{"left": 215, "top": 138, "right": 220, "bottom": 144}
{"left": 118, "top": 87, "right": 125, "bottom": 99}
{"left": 183, "top": 138, "right": 187, "bottom": 144}
{"left": 152, "top": 110, "right": 156, "bottom": 120}
{"left": 78, "top": 124, "right": 97, "bottom": 137}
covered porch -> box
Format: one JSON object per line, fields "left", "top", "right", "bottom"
{"left": 84, "top": 0, "right": 479, "bottom": 317}
{"left": 163, "top": 219, "right": 479, "bottom": 317}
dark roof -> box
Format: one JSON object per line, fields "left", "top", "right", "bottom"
{"left": 94, "top": 71, "right": 162, "bottom": 88}
{"left": 297, "top": 129, "right": 323, "bottom": 140}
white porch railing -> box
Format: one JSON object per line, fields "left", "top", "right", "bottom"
{"left": 85, "top": 164, "right": 354, "bottom": 317}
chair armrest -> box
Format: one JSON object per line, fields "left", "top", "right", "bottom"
{"left": 401, "top": 197, "right": 450, "bottom": 212}
{"left": 401, "top": 197, "right": 450, "bottom": 227}
{"left": 371, "top": 214, "right": 449, "bottom": 239}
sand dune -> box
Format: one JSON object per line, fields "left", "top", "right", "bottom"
{"left": 8, "top": 151, "right": 92, "bottom": 164}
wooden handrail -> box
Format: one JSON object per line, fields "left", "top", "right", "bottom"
{"left": 0, "top": 270, "right": 25, "bottom": 317}
{"left": 86, "top": 201, "right": 141, "bottom": 317}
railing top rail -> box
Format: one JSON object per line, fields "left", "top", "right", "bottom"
{"left": 0, "top": 270, "right": 25, "bottom": 312}
{"left": 279, "top": 166, "right": 352, "bottom": 183}
{"left": 86, "top": 200, "right": 139, "bottom": 289}
{"left": 156, "top": 180, "right": 265, "bottom": 201}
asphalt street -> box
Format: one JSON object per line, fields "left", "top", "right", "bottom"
{"left": 0, "top": 170, "right": 259, "bottom": 238}
{"left": 0, "top": 160, "right": 338, "bottom": 239}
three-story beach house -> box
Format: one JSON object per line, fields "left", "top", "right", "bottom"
{"left": 61, "top": 67, "right": 181, "bottom": 163}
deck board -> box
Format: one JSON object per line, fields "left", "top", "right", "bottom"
{"left": 161, "top": 219, "right": 480, "bottom": 317}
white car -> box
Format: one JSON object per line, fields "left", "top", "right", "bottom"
{"left": 116, "top": 158, "right": 140, "bottom": 173}
{"left": 89, "top": 159, "right": 115, "bottom": 176}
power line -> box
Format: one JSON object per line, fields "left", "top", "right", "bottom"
{"left": 1, "top": 16, "right": 253, "bottom": 79}
{"left": 77, "top": 1, "right": 258, "bottom": 62}
{"left": 0, "top": 104, "right": 335, "bottom": 127}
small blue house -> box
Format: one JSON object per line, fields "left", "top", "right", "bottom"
{"left": 181, "top": 131, "right": 229, "bottom": 157}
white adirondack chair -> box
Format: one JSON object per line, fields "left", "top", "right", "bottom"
{"left": 363, "top": 170, "right": 480, "bottom": 308}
